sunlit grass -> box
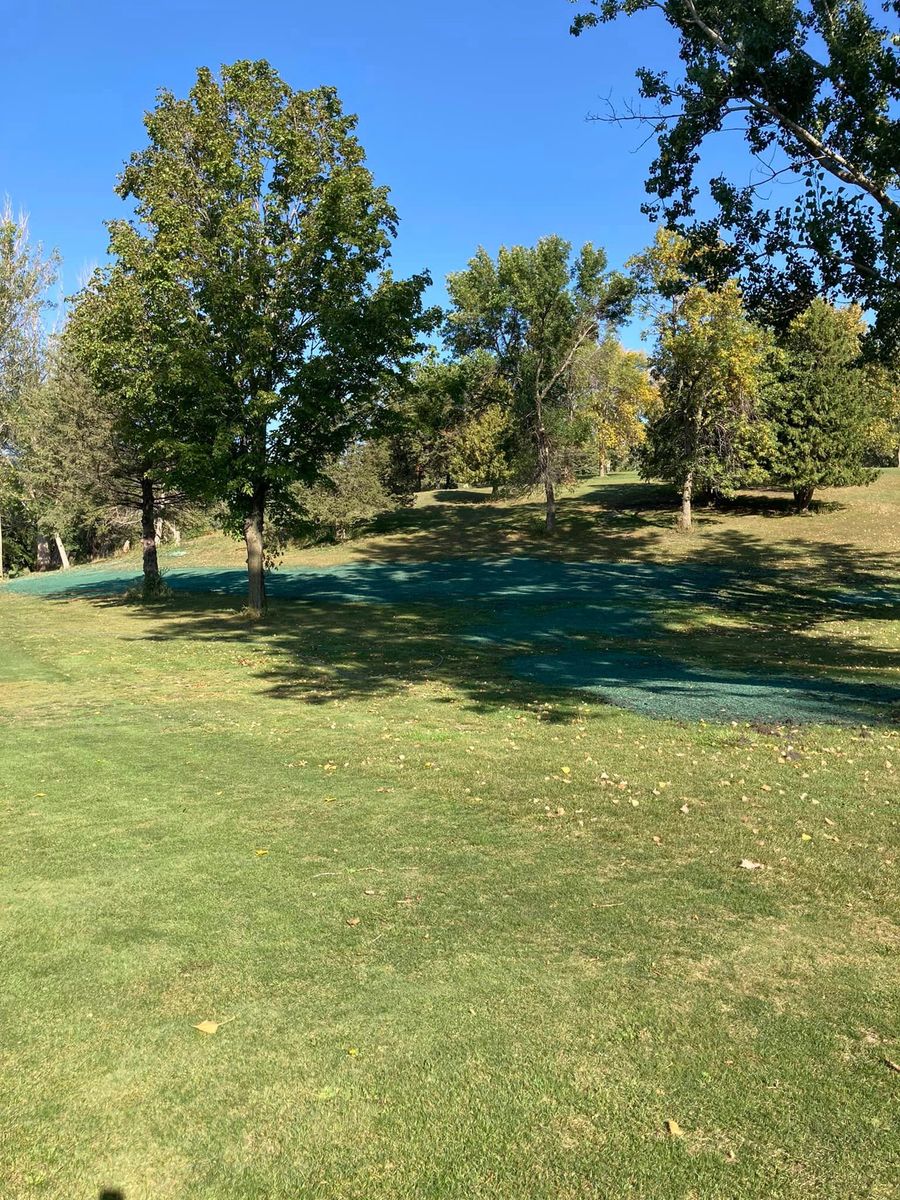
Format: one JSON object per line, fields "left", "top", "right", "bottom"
{"left": 1, "top": 473, "right": 898, "bottom": 1199}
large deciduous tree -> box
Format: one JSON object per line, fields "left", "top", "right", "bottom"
{"left": 571, "top": 1, "right": 900, "bottom": 348}
{"left": 573, "top": 335, "right": 658, "bottom": 474}
{"left": 65, "top": 257, "right": 202, "bottom": 595}
{"left": 115, "top": 60, "right": 433, "bottom": 613}
{"left": 445, "top": 237, "right": 632, "bottom": 530}
{"left": 640, "top": 278, "right": 773, "bottom": 529}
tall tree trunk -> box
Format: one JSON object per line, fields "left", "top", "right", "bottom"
{"left": 53, "top": 533, "right": 70, "bottom": 570}
{"left": 36, "top": 534, "right": 51, "bottom": 570}
{"left": 243, "top": 485, "right": 267, "bottom": 616}
{"left": 793, "top": 485, "right": 815, "bottom": 511}
{"left": 535, "top": 424, "right": 556, "bottom": 532}
{"left": 679, "top": 471, "right": 693, "bottom": 531}
{"left": 141, "top": 475, "right": 161, "bottom": 593}
{"left": 537, "top": 422, "right": 555, "bottom": 532}
{"left": 491, "top": 483, "right": 500, "bottom": 500}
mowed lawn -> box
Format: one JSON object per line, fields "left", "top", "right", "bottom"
{"left": 1, "top": 475, "right": 898, "bottom": 1199}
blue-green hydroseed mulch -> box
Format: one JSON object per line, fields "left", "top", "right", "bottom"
{"left": 5, "top": 557, "right": 899, "bottom": 725}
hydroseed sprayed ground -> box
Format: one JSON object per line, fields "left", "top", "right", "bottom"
{"left": 1, "top": 474, "right": 898, "bottom": 1199}
{"left": 8, "top": 480, "right": 900, "bottom": 725}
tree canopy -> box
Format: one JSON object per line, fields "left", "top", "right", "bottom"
{"left": 445, "top": 236, "right": 633, "bottom": 529}
{"left": 112, "top": 59, "right": 435, "bottom": 611}
{"left": 571, "top": 0, "right": 900, "bottom": 345}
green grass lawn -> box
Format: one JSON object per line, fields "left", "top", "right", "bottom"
{"left": 1, "top": 474, "right": 898, "bottom": 1199}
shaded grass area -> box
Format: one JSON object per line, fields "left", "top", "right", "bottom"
{"left": 1, "top": 473, "right": 899, "bottom": 1198}
{"left": 8, "top": 523, "right": 899, "bottom": 723}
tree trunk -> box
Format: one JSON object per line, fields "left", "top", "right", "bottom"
{"left": 679, "top": 472, "right": 693, "bottom": 531}
{"left": 166, "top": 521, "right": 181, "bottom": 546}
{"left": 544, "top": 476, "right": 556, "bottom": 531}
{"left": 141, "top": 476, "right": 161, "bottom": 592}
{"left": 243, "top": 486, "right": 266, "bottom": 616}
{"left": 53, "top": 533, "right": 70, "bottom": 570}
{"left": 36, "top": 534, "right": 51, "bottom": 570}
{"left": 491, "top": 483, "right": 500, "bottom": 500}
{"left": 0, "top": 512, "right": 4, "bottom": 579}
{"left": 793, "top": 485, "right": 815, "bottom": 511}
{"left": 536, "top": 422, "right": 555, "bottom": 532}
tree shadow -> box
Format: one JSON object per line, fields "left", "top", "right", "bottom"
{"left": 430, "top": 489, "right": 495, "bottom": 504}
{"left": 58, "top": 526, "right": 900, "bottom": 726}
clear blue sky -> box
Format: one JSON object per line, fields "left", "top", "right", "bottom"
{"left": 0, "top": 0, "right": 751, "bottom": 347}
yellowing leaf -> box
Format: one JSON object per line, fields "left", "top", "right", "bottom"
{"left": 193, "top": 1016, "right": 234, "bottom": 1035}
{"left": 664, "top": 1119, "right": 684, "bottom": 1138}
{"left": 255, "top": 848, "right": 269, "bottom": 856}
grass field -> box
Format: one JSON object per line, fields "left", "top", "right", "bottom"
{"left": 1, "top": 473, "right": 898, "bottom": 1199}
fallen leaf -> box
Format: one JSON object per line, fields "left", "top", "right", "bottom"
{"left": 347, "top": 1046, "right": 359, "bottom": 1057}
{"left": 193, "top": 1016, "right": 234, "bottom": 1035}
{"left": 363, "top": 888, "right": 376, "bottom": 896}
{"left": 885, "top": 1059, "right": 900, "bottom": 1073}
{"left": 679, "top": 804, "right": 690, "bottom": 814}
{"left": 255, "top": 849, "right": 269, "bottom": 856}
{"left": 652, "top": 835, "right": 662, "bottom": 845}
{"left": 561, "top": 766, "right": 571, "bottom": 775}
{"left": 739, "top": 859, "right": 764, "bottom": 870}
{"left": 664, "top": 1119, "right": 684, "bottom": 1138}
{"left": 346, "top": 917, "right": 361, "bottom": 927}
{"left": 801, "top": 832, "right": 813, "bottom": 842}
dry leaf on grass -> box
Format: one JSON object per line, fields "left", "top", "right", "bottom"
{"left": 664, "top": 1119, "right": 684, "bottom": 1138}
{"left": 346, "top": 917, "right": 361, "bottom": 927}
{"left": 193, "top": 1016, "right": 234, "bottom": 1036}
{"left": 739, "top": 859, "right": 765, "bottom": 870}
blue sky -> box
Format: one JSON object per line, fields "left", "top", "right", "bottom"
{"left": 0, "top": 0, "right": 753, "bottom": 347}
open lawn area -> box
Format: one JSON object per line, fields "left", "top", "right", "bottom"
{"left": 2, "top": 474, "right": 899, "bottom": 1199}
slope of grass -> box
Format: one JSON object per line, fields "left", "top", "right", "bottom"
{"left": 1, "top": 474, "right": 898, "bottom": 1199}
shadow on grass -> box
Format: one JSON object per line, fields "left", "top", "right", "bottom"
{"left": 33, "top": 523, "right": 899, "bottom": 726}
